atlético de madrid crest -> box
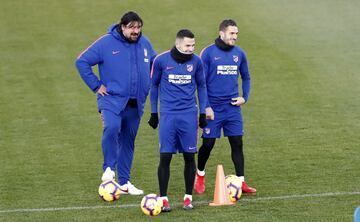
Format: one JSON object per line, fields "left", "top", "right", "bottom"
{"left": 187, "top": 64, "right": 193, "bottom": 72}
{"left": 233, "top": 55, "right": 238, "bottom": 63}
{"left": 144, "top": 48, "right": 148, "bottom": 57}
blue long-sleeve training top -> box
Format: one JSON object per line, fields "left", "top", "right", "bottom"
{"left": 150, "top": 50, "right": 207, "bottom": 114}
{"left": 200, "top": 43, "right": 250, "bottom": 106}
{"left": 75, "top": 24, "right": 156, "bottom": 115}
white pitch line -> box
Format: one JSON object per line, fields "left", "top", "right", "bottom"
{"left": 240, "top": 191, "right": 360, "bottom": 202}
{"left": 0, "top": 204, "right": 139, "bottom": 213}
{"left": 0, "top": 191, "right": 359, "bottom": 214}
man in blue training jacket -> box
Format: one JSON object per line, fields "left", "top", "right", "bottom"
{"left": 75, "top": 11, "right": 156, "bottom": 195}
{"left": 148, "top": 29, "right": 208, "bottom": 211}
{"left": 194, "top": 19, "right": 257, "bottom": 194}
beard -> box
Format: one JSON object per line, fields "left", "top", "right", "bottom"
{"left": 130, "top": 33, "right": 139, "bottom": 39}
{"left": 126, "top": 32, "right": 140, "bottom": 42}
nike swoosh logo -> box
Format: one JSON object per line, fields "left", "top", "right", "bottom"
{"left": 112, "top": 50, "right": 120, "bottom": 55}
{"left": 120, "top": 188, "right": 128, "bottom": 192}
{"left": 214, "top": 57, "right": 221, "bottom": 60}
{"left": 166, "top": 66, "right": 174, "bottom": 70}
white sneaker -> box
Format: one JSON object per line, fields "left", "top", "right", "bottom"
{"left": 119, "top": 181, "right": 144, "bottom": 195}
{"left": 101, "top": 167, "right": 115, "bottom": 182}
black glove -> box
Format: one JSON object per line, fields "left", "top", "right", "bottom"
{"left": 148, "top": 113, "right": 159, "bottom": 129}
{"left": 199, "top": 113, "right": 207, "bottom": 128}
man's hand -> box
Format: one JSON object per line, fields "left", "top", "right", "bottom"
{"left": 231, "top": 97, "right": 246, "bottom": 106}
{"left": 148, "top": 113, "right": 159, "bottom": 129}
{"left": 199, "top": 113, "right": 208, "bottom": 128}
{"left": 205, "top": 107, "right": 215, "bottom": 120}
{"left": 97, "top": 84, "right": 109, "bottom": 96}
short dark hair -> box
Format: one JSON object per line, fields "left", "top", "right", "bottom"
{"left": 176, "top": 29, "right": 195, "bottom": 39}
{"left": 219, "top": 19, "right": 237, "bottom": 31}
{"left": 119, "top": 11, "right": 143, "bottom": 27}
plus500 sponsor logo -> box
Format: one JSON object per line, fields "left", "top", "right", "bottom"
{"left": 216, "top": 65, "right": 237, "bottom": 75}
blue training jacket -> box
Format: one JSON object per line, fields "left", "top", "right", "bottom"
{"left": 150, "top": 51, "right": 207, "bottom": 114}
{"left": 200, "top": 44, "right": 250, "bottom": 106}
{"left": 75, "top": 24, "right": 156, "bottom": 116}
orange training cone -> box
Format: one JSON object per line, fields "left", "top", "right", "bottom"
{"left": 209, "top": 164, "right": 235, "bottom": 206}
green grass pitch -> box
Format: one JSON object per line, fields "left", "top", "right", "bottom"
{"left": 1, "top": 0, "right": 359, "bottom": 221}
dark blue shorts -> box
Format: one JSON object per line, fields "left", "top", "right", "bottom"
{"left": 159, "top": 112, "right": 198, "bottom": 153}
{"left": 202, "top": 103, "right": 243, "bottom": 138}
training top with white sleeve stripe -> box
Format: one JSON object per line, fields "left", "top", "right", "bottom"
{"left": 200, "top": 38, "right": 250, "bottom": 106}
{"left": 150, "top": 47, "right": 207, "bottom": 114}
{"left": 75, "top": 24, "right": 156, "bottom": 116}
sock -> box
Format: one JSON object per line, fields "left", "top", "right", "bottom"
{"left": 160, "top": 196, "right": 168, "bottom": 201}
{"left": 197, "top": 169, "right": 205, "bottom": 176}
{"left": 184, "top": 194, "right": 192, "bottom": 201}
{"left": 238, "top": 176, "right": 245, "bottom": 182}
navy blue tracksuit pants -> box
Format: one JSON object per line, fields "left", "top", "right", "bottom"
{"left": 100, "top": 104, "right": 140, "bottom": 185}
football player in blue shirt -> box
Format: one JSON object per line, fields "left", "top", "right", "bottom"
{"left": 194, "top": 19, "right": 257, "bottom": 194}
{"left": 148, "top": 29, "right": 208, "bottom": 211}
{"left": 76, "top": 12, "right": 156, "bottom": 195}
